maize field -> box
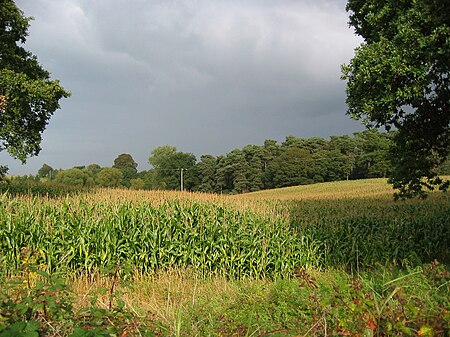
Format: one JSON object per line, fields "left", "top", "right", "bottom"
{"left": 1, "top": 179, "right": 449, "bottom": 279}
{"left": 0, "top": 191, "right": 324, "bottom": 278}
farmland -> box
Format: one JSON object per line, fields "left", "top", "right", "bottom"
{"left": 0, "top": 179, "right": 449, "bottom": 336}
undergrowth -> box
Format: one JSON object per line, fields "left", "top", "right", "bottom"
{"left": 1, "top": 262, "right": 448, "bottom": 336}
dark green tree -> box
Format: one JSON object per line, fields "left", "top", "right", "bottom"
{"left": 242, "top": 145, "right": 265, "bottom": 192}
{"left": 352, "top": 130, "right": 392, "bottom": 179}
{"left": 113, "top": 153, "right": 138, "bottom": 187}
{"left": 0, "top": 1, "right": 70, "bottom": 177}
{"left": 136, "top": 170, "right": 154, "bottom": 190}
{"left": 261, "top": 139, "right": 281, "bottom": 189}
{"left": 113, "top": 153, "right": 138, "bottom": 172}
{"left": 436, "top": 156, "right": 450, "bottom": 175}
{"left": 342, "top": 0, "right": 450, "bottom": 198}
{"left": 313, "top": 150, "right": 353, "bottom": 182}
{"left": 268, "top": 147, "right": 315, "bottom": 188}
{"left": 197, "top": 155, "right": 218, "bottom": 193}
{"left": 148, "top": 146, "right": 197, "bottom": 190}
{"left": 216, "top": 149, "right": 250, "bottom": 194}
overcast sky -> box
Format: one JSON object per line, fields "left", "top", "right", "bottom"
{"left": 2, "top": 0, "right": 364, "bottom": 175}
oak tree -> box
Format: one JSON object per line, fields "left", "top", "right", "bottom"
{"left": 0, "top": 0, "right": 70, "bottom": 176}
{"left": 342, "top": 0, "right": 450, "bottom": 198}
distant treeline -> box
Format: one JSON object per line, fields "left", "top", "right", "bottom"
{"left": 9, "top": 129, "right": 450, "bottom": 193}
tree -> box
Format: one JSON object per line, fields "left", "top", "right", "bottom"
{"left": 262, "top": 139, "right": 281, "bottom": 189}
{"left": 197, "top": 155, "right": 218, "bottom": 193}
{"left": 342, "top": 0, "right": 450, "bottom": 198}
{"left": 313, "top": 150, "right": 353, "bottom": 182}
{"left": 113, "top": 153, "right": 138, "bottom": 187}
{"left": 113, "top": 153, "right": 137, "bottom": 172}
{"left": 242, "top": 145, "right": 266, "bottom": 192}
{"left": 352, "top": 130, "right": 392, "bottom": 179}
{"left": 96, "top": 167, "right": 123, "bottom": 188}
{"left": 55, "top": 168, "right": 93, "bottom": 186}
{"left": 86, "top": 164, "right": 102, "bottom": 176}
{"left": 130, "top": 178, "right": 145, "bottom": 190}
{"left": 215, "top": 149, "right": 250, "bottom": 194}
{"left": 148, "top": 146, "right": 198, "bottom": 190}
{"left": 37, "top": 163, "right": 54, "bottom": 180}
{"left": 136, "top": 170, "right": 154, "bottom": 190}
{"left": 0, "top": 1, "right": 70, "bottom": 177}
{"left": 268, "top": 147, "right": 315, "bottom": 188}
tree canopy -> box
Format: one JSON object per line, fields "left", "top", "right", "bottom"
{"left": 0, "top": 0, "right": 70, "bottom": 175}
{"left": 148, "top": 146, "right": 198, "bottom": 190}
{"left": 18, "top": 129, "right": 450, "bottom": 193}
{"left": 113, "top": 153, "right": 138, "bottom": 187}
{"left": 342, "top": 0, "right": 450, "bottom": 198}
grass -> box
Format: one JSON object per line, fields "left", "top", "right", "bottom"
{"left": 0, "top": 178, "right": 449, "bottom": 336}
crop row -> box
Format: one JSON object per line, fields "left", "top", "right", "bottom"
{"left": 0, "top": 194, "right": 324, "bottom": 278}
{"left": 1, "top": 191, "right": 449, "bottom": 278}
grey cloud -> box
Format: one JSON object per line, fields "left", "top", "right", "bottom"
{"left": 2, "top": 0, "right": 363, "bottom": 175}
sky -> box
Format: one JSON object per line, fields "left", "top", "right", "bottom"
{"left": 2, "top": 0, "right": 364, "bottom": 175}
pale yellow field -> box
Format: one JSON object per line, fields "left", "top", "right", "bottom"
{"left": 238, "top": 177, "right": 450, "bottom": 201}
{"left": 238, "top": 178, "right": 392, "bottom": 200}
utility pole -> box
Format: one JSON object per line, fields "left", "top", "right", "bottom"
{"left": 180, "top": 168, "right": 184, "bottom": 192}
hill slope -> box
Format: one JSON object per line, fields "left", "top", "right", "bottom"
{"left": 241, "top": 178, "right": 393, "bottom": 200}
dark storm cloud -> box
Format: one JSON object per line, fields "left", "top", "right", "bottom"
{"left": 1, "top": 0, "right": 363, "bottom": 174}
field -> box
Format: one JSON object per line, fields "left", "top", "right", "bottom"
{"left": 0, "top": 179, "right": 449, "bottom": 336}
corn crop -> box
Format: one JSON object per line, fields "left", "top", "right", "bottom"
{"left": 0, "top": 192, "right": 324, "bottom": 278}
{"left": 1, "top": 180, "right": 449, "bottom": 279}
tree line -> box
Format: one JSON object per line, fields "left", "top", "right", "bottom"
{"left": 2, "top": 0, "right": 449, "bottom": 198}
{"left": 9, "top": 129, "right": 446, "bottom": 193}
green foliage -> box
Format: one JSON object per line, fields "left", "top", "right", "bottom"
{"left": 289, "top": 197, "right": 450, "bottom": 268}
{"left": 0, "top": 1, "right": 70, "bottom": 164}
{"left": 0, "top": 266, "right": 159, "bottom": 336}
{"left": 269, "top": 147, "right": 315, "bottom": 187}
{"left": 129, "top": 178, "right": 145, "bottom": 190}
{"left": 196, "top": 155, "right": 219, "bottom": 192}
{"left": 0, "top": 195, "right": 323, "bottom": 278}
{"left": 95, "top": 167, "right": 123, "bottom": 187}
{"left": 113, "top": 154, "right": 137, "bottom": 172}
{"left": 37, "top": 163, "right": 54, "bottom": 180}
{"left": 0, "top": 267, "right": 74, "bottom": 336}
{"left": 0, "top": 166, "right": 8, "bottom": 180}
{"left": 18, "top": 130, "right": 394, "bottom": 194}
{"left": 148, "top": 146, "right": 198, "bottom": 190}
{"left": 0, "top": 183, "right": 449, "bottom": 335}
{"left": 113, "top": 153, "right": 138, "bottom": 187}
{"left": 0, "top": 180, "right": 90, "bottom": 197}
{"left": 342, "top": 0, "right": 450, "bottom": 198}
{"left": 216, "top": 149, "right": 250, "bottom": 193}
{"left": 1, "top": 262, "right": 448, "bottom": 336}
{"left": 436, "top": 156, "right": 450, "bottom": 175}
{"left": 181, "top": 264, "right": 450, "bottom": 336}
{"left": 55, "top": 168, "right": 94, "bottom": 186}
{"left": 85, "top": 164, "right": 102, "bottom": 176}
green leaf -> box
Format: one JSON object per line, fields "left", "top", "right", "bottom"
{"left": 0, "top": 320, "right": 40, "bottom": 337}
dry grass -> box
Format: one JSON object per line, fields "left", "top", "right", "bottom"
{"left": 69, "top": 269, "right": 239, "bottom": 331}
